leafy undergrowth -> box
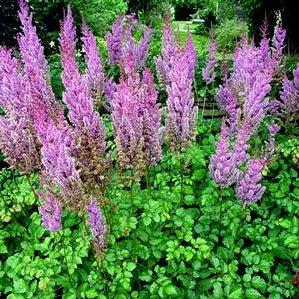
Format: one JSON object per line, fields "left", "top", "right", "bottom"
{"left": 0, "top": 120, "right": 298, "bottom": 299}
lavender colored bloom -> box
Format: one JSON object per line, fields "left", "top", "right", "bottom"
{"left": 202, "top": 34, "right": 217, "bottom": 84}
{"left": 81, "top": 21, "right": 105, "bottom": 99}
{"left": 135, "top": 26, "right": 152, "bottom": 70}
{"left": 209, "top": 119, "right": 239, "bottom": 187}
{"left": 38, "top": 192, "right": 62, "bottom": 232}
{"left": 140, "top": 69, "right": 162, "bottom": 164}
{"left": 87, "top": 198, "right": 108, "bottom": 248}
{"left": 60, "top": 7, "right": 106, "bottom": 187}
{"left": 0, "top": 47, "right": 41, "bottom": 173}
{"left": 111, "top": 76, "right": 144, "bottom": 173}
{"left": 154, "top": 16, "right": 176, "bottom": 86}
{"left": 104, "top": 77, "right": 117, "bottom": 104}
{"left": 280, "top": 64, "right": 299, "bottom": 118}
{"left": 236, "top": 158, "right": 266, "bottom": 205}
{"left": 272, "top": 26, "right": 286, "bottom": 61}
{"left": 40, "top": 121, "right": 86, "bottom": 210}
{"left": 232, "top": 121, "right": 250, "bottom": 166}
{"left": 184, "top": 31, "right": 197, "bottom": 79}
{"left": 17, "top": 0, "right": 64, "bottom": 128}
{"left": 166, "top": 51, "right": 198, "bottom": 150}
{"left": 106, "top": 16, "right": 125, "bottom": 64}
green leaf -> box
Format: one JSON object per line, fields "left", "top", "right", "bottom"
{"left": 245, "top": 289, "right": 262, "bottom": 298}
{"left": 213, "top": 282, "right": 223, "bottom": 298}
{"left": 13, "top": 278, "right": 27, "bottom": 294}
{"left": 86, "top": 289, "right": 99, "bottom": 298}
{"left": 164, "top": 284, "right": 178, "bottom": 296}
{"left": 251, "top": 276, "right": 266, "bottom": 290}
{"left": 229, "top": 287, "right": 242, "bottom": 299}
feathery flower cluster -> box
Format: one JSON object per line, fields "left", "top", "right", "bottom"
{"left": 0, "top": 1, "right": 110, "bottom": 248}
{"left": 0, "top": 47, "right": 41, "bottom": 174}
{"left": 87, "top": 199, "right": 108, "bottom": 249}
{"left": 166, "top": 50, "right": 198, "bottom": 150}
{"left": 82, "top": 21, "right": 105, "bottom": 99}
{"left": 202, "top": 34, "right": 217, "bottom": 84}
{"left": 17, "top": 0, "right": 64, "bottom": 130}
{"left": 236, "top": 158, "right": 266, "bottom": 205}
{"left": 38, "top": 192, "right": 62, "bottom": 232}
{"left": 280, "top": 63, "right": 299, "bottom": 119}
{"left": 209, "top": 119, "right": 239, "bottom": 187}
{"left": 155, "top": 16, "right": 197, "bottom": 87}
{"left": 106, "top": 16, "right": 152, "bottom": 72}
{"left": 60, "top": 7, "right": 107, "bottom": 191}
{"left": 211, "top": 27, "right": 285, "bottom": 204}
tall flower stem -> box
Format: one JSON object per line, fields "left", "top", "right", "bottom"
{"left": 179, "top": 146, "right": 184, "bottom": 203}
{"left": 58, "top": 230, "right": 73, "bottom": 288}
{"left": 201, "top": 83, "right": 208, "bottom": 119}
{"left": 219, "top": 189, "right": 223, "bottom": 236}
{"left": 146, "top": 164, "right": 151, "bottom": 196}
{"left": 230, "top": 203, "right": 246, "bottom": 257}
{"left": 26, "top": 174, "right": 41, "bottom": 206}
{"left": 130, "top": 179, "right": 134, "bottom": 215}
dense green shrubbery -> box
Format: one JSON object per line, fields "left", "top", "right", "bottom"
{"left": 0, "top": 119, "right": 298, "bottom": 298}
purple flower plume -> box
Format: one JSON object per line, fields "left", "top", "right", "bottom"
{"left": 209, "top": 119, "right": 239, "bottom": 187}
{"left": 154, "top": 15, "right": 176, "bottom": 86}
{"left": 60, "top": 6, "right": 106, "bottom": 186}
{"left": 202, "top": 34, "right": 217, "bottom": 84}
{"left": 236, "top": 158, "right": 266, "bottom": 205}
{"left": 140, "top": 69, "right": 162, "bottom": 164}
{"left": 38, "top": 192, "right": 62, "bottom": 232}
{"left": 166, "top": 51, "right": 198, "bottom": 150}
{"left": 87, "top": 198, "right": 108, "bottom": 249}
{"left": 82, "top": 21, "right": 105, "bottom": 99}
{"left": 17, "top": 0, "right": 64, "bottom": 128}
{"left": 0, "top": 47, "right": 41, "bottom": 173}
{"left": 280, "top": 63, "right": 299, "bottom": 118}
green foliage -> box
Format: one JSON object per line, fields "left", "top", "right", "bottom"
{"left": 0, "top": 119, "right": 298, "bottom": 298}
{"left": 69, "top": 0, "right": 127, "bottom": 36}
{"left": 214, "top": 18, "right": 246, "bottom": 53}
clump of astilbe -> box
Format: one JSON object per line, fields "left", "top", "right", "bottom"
{"left": 81, "top": 21, "right": 105, "bottom": 101}
{"left": 166, "top": 50, "right": 198, "bottom": 151}
{"left": 0, "top": 47, "right": 41, "bottom": 174}
{"left": 106, "top": 15, "right": 152, "bottom": 72}
{"left": 87, "top": 199, "right": 109, "bottom": 255}
{"left": 202, "top": 33, "right": 217, "bottom": 84}
{"left": 279, "top": 63, "right": 299, "bottom": 120}
{"left": 60, "top": 6, "right": 108, "bottom": 195}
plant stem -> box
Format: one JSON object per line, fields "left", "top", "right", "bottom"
{"left": 146, "top": 164, "right": 151, "bottom": 196}
{"left": 201, "top": 83, "right": 208, "bottom": 119}
{"left": 219, "top": 191, "right": 223, "bottom": 236}
{"left": 26, "top": 174, "right": 41, "bottom": 206}
{"left": 231, "top": 203, "right": 246, "bottom": 257}
{"left": 130, "top": 180, "right": 134, "bottom": 215}
{"left": 179, "top": 147, "right": 184, "bottom": 203}
{"left": 58, "top": 230, "right": 73, "bottom": 288}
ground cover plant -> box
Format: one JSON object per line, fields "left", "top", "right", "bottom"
{"left": 0, "top": 1, "right": 298, "bottom": 298}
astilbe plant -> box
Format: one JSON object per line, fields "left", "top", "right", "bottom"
{"left": 210, "top": 27, "right": 285, "bottom": 205}
{"left": 0, "top": 2, "right": 110, "bottom": 252}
